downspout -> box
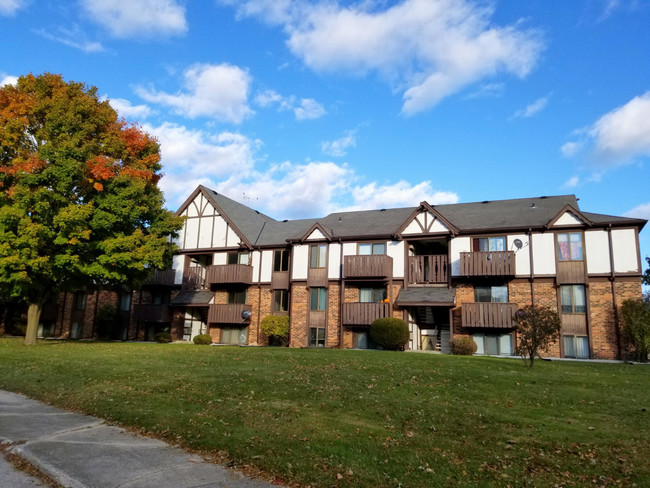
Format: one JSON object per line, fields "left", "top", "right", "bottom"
{"left": 607, "top": 225, "right": 622, "bottom": 358}
{"left": 528, "top": 228, "right": 535, "bottom": 306}
{"left": 257, "top": 249, "right": 263, "bottom": 346}
{"left": 287, "top": 245, "right": 295, "bottom": 347}
{"left": 58, "top": 292, "right": 67, "bottom": 337}
{"left": 339, "top": 238, "right": 344, "bottom": 349}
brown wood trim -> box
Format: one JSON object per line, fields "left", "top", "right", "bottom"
{"left": 461, "top": 302, "right": 518, "bottom": 328}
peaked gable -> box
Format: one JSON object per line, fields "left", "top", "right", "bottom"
{"left": 547, "top": 204, "right": 592, "bottom": 229}
{"left": 396, "top": 202, "right": 457, "bottom": 237}
{"left": 294, "top": 222, "right": 332, "bottom": 243}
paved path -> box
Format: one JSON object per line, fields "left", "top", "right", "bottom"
{"left": 0, "top": 390, "right": 279, "bottom": 488}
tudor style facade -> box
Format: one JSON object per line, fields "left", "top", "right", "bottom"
{"left": 9, "top": 185, "right": 645, "bottom": 361}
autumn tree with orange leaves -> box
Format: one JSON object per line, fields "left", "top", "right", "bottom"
{"left": 0, "top": 73, "right": 183, "bottom": 345}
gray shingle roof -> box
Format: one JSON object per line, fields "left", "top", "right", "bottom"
{"left": 395, "top": 287, "right": 456, "bottom": 306}
{"left": 197, "top": 187, "right": 645, "bottom": 248}
{"left": 171, "top": 291, "right": 214, "bottom": 305}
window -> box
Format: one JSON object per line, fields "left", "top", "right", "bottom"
{"left": 557, "top": 232, "right": 583, "bottom": 261}
{"left": 359, "top": 287, "right": 387, "bottom": 303}
{"left": 227, "top": 251, "right": 249, "bottom": 265}
{"left": 228, "top": 290, "right": 247, "bottom": 304}
{"left": 309, "top": 327, "right": 326, "bottom": 347}
{"left": 74, "top": 291, "right": 86, "bottom": 311}
{"left": 119, "top": 294, "right": 131, "bottom": 312}
{"left": 475, "top": 286, "right": 508, "bottom": 303}
{"left": 309, "top": 244, "right": 327, "bottom": 268}
{"left": 564, "top": 335, "right": 589, "bottom": 358}
{"left": 310, "top": 287, "right": 327, "bottom": 311}
{"left": 358, "top": 242, "right": 386, "bottom": 255}
{"left": 473, "top": 236, "right": 506, "bottom": 252}
{"left": 560, "top": 285, "right": 586, "bottom": 313}
{"left": 273, "top": 290, "right": 288, "bottom": 312}
{"left": 273, "top": 249, "right": 289, "bottom": 272}
{"left": 473, "top": 333, "right": 513, "bottom": 355}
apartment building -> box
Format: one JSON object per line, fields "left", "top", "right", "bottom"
{"left": 23, "top": 185, "right": 646, "bottom": 360}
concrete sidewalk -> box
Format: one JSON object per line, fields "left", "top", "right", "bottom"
{"left": 0, "top": 390, "right": 279, "bottom": 488}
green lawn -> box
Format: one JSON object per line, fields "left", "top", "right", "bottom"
{"left": 0, "top": 339, "right": 648, "bottom": 487}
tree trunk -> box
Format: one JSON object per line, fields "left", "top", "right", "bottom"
{"left": 24, "top": 302, "right": 42, "bottom": 345}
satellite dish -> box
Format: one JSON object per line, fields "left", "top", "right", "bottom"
{"left": 241, "top": 310, "right": 252, "bottom": 321}
{"left": 513, "top": 239, "right": 523, "bottom": 249}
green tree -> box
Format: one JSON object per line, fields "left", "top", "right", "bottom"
{"left": 620, "top": 298, "right": 650, "bottom": 362}
{"left": 260, "top": 315, "right": 290, "bottom": 346}
{"left": 514, "top": 305, "right": 561, "bottom": 367}
{"left": 643, "top": 256, "right": 649, "bottom": 286}
{"left": 0, "top": 73, "right": 183, "bottom": 345}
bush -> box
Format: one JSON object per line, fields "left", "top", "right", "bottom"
{"left": 154, "top": 332, "right": 172, "bottom": 343}
{"left": 369, "top": 318, "right": 409, "bottom": 351}
{"left": 514, "top": 305, "right": 561, "bottom": 367}
{"left": 260, "top": 315, "right": 290, "bottom": 346}
{"left": 95, "top": 304, "right": 117, "bottom": 340}
{"left": 450, "top": 336, "right": 477, "bottom": 355}
{"left": 193, "top": 333, "right": 212, "bottom": 345}
{"left": 621, "top": 298, "right": 650, "bottom": 362}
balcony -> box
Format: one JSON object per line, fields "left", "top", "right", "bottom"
{"left": 408, "top": 255, "right": 448, "bottom": 284}
{"left": 461, "top": 302, "right": 518, "bottom": 329}
{"left": 344, "top": 255, "right": 393, "bottom": 279}
{"left": 271, "top": 271, "right": 290, "bottom": 290}
{"left": 144, "top": 269, "right": 177, "bottom": 287}
{"left": 182, "top": 267, "right": 206, "bottom": 290}
{"left": 206, "top": 264, "right": 253, "bottom": 286}
{"left": 208, "top": 304, "right": 252, "bottom": 325}
{"left": 342, "top": 302, "right": 391, "bottom": 326}
{"left": 133, "top": 304, "right": 172, "bottom": 323}
{"left": 460, "top": 251, "right": 515, "bottom": 277}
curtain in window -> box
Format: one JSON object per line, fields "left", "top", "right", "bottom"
{"left": 576, "top": 336, "right": 589, "bottom": 358}
{"left": 490, "top": 237, "right": 506, "bottom": 252}
{"left": 557, "top": 233, "right": 570, "bottom": 260}
{"left": 570, "top": 233, "right": 583, "bottom": 260}
{"left": 573, "top": 286, "right": 586, "bottom": 313}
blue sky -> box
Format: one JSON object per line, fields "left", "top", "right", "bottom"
{"left": 1, "top": 0, "right": 649, "bottom": 267}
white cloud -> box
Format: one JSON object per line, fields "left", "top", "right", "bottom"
{"left": 0, "top": 0, "right": 26, "bottom": 16}
{"left": 345, "top": 180, "right": 458, "bottom": 212}
{"left": 294, "top": 98, "right": 326, "bottom": 120}
{"left": 80, "top": 0, "right": 187, "bottom": 38}
{"left": 0, "top": 73, "right": 18, "bottom": 86}
{"left": 224, "top": 0, "right": 543, "bottom": 115}
{"left": 142, "top": 122, "right": 259, "bottom": 205}
{"left": 136, "top": 63, "right": 253, "bottom": 123}
{"left": 512, "top": 95, "right": 550, "bottom": 119}
{"left": 33, "top": 26, "right": 104, "bottom": 53}
{"left": 107, "top": 97, "right": 152, "bottom": 120}
{"left": 563, "top": 176, "right": 580, "bottom": 188}
{"left": 561, "top": 141, "right": 583, "bottom": 158}
{"left": 321, "top": 131, "right": 356, "bottom": 157}
{"left": 254, "top": 89, "right": 326, "bottom": 120}
{"left": 624, "top": 202, "right": 650, "bottom": 221}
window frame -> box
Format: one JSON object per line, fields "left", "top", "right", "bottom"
{"left": 473, "top": 236, "right": 506, "bottom": 252}
{"left": 556, "top": 232, "right": 584, "bottom": 262}
{"left": 273, "top": 289, "right": 289, "bottom": 312}
{"left": 309, "top": 244, "right": 328, "bottom": 269}
{"left": 310, "top": 287, "right": 327, "bottom": 311}
{"left": 472, "top": 333, "right": 513, "bottom": 356}
{"left": 563, "top": 334, "right": 590, "bottom": 358}
{"left": 74, "top": 291, "right": 87, "bottom": 311}
{"left": 560, "top": 285, "right": 586, "bottom": 314}
{"left": 227, "top": 251, "right": 250, "bottom": 265}
{"left": 228, "top": 289, "right": 248, "bottom": 305}
{"left": 359, "top": 287, "right": 387, "bottom": 303}
{"left": 474, "top": 285, "right": 508, "bottom": 303}
{"left": 358, "top": 242, "right": 387, "bottom": 255}
{"left": 273, "top": 249, "right": 290, "bottom": 272}
{"left": 309, "top": 326, "right": 326, "bottom": 347}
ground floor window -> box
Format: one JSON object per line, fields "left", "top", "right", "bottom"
{"left": 564, "top": 335, "right": 589, "bottom": 359}
{"left": 220, "top": 326, "right": 248, "bottom": 345}
{"left": 473, "top": 333, "right": 513, "bottom": 355}
{"left": 183, "top": 308, "right": 207, "bottom": 341}
{"left": 309, "top": 326, "right": 326, "bottom": 347}
{"left": 352, "top": 329, "right": 377, "bottom": 349}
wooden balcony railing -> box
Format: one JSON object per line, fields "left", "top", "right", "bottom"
{"left": 342, "top": 302, "right": 391, "bottom": 326}
{"left": 271, "top": 271, "right": 290, "bottom": 290}
{"left": 206, "top": 264, "right": 253, "bottom": 286}
{"left": 133, "top": 304, "right": 172, "bottom": 323}
{"left": 343, "top": 255, "right": 393, "bottom": 279}
{"left": 208, "top": 304, "right": 252, "bottom": 325}
{"left": 408, "top": 255, "right": 448, "bottom": 284}
{"left": 307, "top": 267, "right": 328, "bottom": 287}
{"left": 556, "top": 261, "right": 586, "bottom": 284}
{"left": 182, "top": 267, "right": 206, "bottom": 290}
{"left": 461, "top": 302, "right": 518, "bottom": 329}
{"left": 459, "top": 251, "right": 515, "bottom": 277}
{"left": 144, "top": 269, "right": 177, "bottom": 287}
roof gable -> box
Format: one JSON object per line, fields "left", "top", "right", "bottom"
{"left": 396, "top": 202, "right": 457, "bottom": 237}
{"left": 294, "top": 222, "right": 332, "bottom": 243}
{"left": 547, "top": 204, "right": 592, "bottom": 229}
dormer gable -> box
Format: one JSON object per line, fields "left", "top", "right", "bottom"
{"left": 297, "top": 222, "right": 332, "bottom": 243}
{"left": 547, "top": 204, "right": 592, "bottom": 229}
{"left": 396, "top": 202, "right": 457, "bottom": 237}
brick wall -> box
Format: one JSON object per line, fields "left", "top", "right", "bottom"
{"left": 290, "top": 284, "right": 308, "bottom": 347}
{"left": 327, "top": 283, "right": 340, "bottom": 347}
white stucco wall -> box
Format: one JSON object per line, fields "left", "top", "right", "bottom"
{"left": 612, "top": 229, "right": 640, "bottom": 273}
{"left": 585, "top": 230, "right": 611, "bottom": 274}
{"left": 212, "top": 252, "right": 227, "bottom": 265}
{"left": 532, "top": 233, "right": 556, "bottom": 275}
{"left": 306, "top": 229, "right": 326, "bottom": 240}
{"left": 449, "top": 237, "right": 471, "bottom": 276}
{"left": 197, "top": 217, "right": 213, "bottom": 248}
{"left": 387, "top": 240, "right": 405, "bottom": 278}
{"left": 328, "top": 242, "right": 341, "bottom": 279}
{"left": 172, "top": 255, "right": 185, "bottom": 285}
{"left": 251, "top": 251, "right": 261, "bottom": 283}
{"left": 226, "top": 226, "right": 239, "bottom": 247}
{"left": 553, "top": 211, "right": 584, "bottom": 226}
{"left": 507, "top": 234, "right": 530, "bottom": 276}
{"left": 184, "top": 218, "right": 199, "bottom": 249}
{"left": 260, "top": 250, "right": 273, "bottom": 283}
{"left": 292, "top": 244, "right": 309, "bottom": 280}
{"left": 212, "top": 216, "right": 228, "bottom": 248}
{"left": 342, "top": 242, "right": 357, "bottom": 256}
